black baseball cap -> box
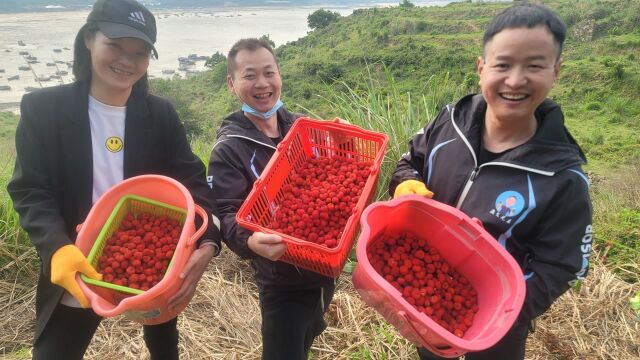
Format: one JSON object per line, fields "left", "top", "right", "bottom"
{"left": 87, "top": 0, "right": 158, "bottom": 58}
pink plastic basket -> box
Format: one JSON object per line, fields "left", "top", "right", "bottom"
{"left": 75, "top": 175, "right": 208, "bottom": 325}
{"left": 352, "top": 195, "right": 526, "bottom": 358}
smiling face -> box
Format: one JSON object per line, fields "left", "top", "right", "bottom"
{"left": 477, "top": 26, "right": 561, "bottom": 126}
{"left": 227, "top": 47, "right": 282, "bottom": 113}
{"left": 85, "top": 31, "right": 151, "bottom": 102}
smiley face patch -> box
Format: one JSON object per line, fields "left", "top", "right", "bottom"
{"left": 105, "top": 136, "right": 124, "bottom": 153}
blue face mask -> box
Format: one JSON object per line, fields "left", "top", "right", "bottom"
{"left": 242, "top": 99, "right": 283, "bottom": 120}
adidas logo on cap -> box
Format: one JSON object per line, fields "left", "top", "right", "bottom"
{"left": 128, "top": 11, "right": 146, "bottom": 26}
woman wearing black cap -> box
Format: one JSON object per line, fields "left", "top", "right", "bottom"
{"left": 7, "top": 0, "right": 222, "bottom": 359}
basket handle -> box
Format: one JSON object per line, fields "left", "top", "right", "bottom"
{"left": 471, "top": 217, "right": 484, "bottom": 228}
{"left": 188, "top": 205, "right": 209, "bottom": 246}
{"left": 398, "top": 311, "right": 467, "bottom": 358}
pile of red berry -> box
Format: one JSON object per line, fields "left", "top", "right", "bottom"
{"left": 368, "top": 231, "right": 479, "bottom": 337}
{"left": 98, "top": 212, "right": 181, "bottom": 291}
{"left": 267, "top": 156, "right": 371, "bottom": 248}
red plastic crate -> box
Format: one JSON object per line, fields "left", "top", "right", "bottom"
{"left": 236, "top": 117, "right": 388, "bottom": 278}
{"left": 352, "top": 195, "right": 526, "bottom": 358}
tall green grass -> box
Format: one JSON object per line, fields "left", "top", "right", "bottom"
{"left": 298, "top": 66, "right": 463, "bottom": 200}
{"left": 590, "top": 166, "right": 640, "bottom": 283}
{"left": 0, "top": 140, "right": 37, "bottom": 281}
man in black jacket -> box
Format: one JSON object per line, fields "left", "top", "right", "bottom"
{"left": 392, "top": 4, "right": 593, "bottom": 359}
{"left": 208, "top": 38, "right": 334, "bottom": 360}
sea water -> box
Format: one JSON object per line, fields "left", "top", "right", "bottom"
{"left": 0, "top": 2, "right": 452, "bottom": 110}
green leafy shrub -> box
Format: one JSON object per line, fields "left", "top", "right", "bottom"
{"left": 586, "top": 102, "right": 602, "bottom": 111}
{"left": 308, "top": 9, "right": 341, "bottom": 30}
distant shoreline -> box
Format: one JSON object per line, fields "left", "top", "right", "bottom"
{"left": 0, "top": 0, "right": 453, "bottom": 14}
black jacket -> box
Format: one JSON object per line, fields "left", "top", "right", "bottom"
{"left": 7, "top": 81, "right": 222, "bottom": 342}
{"left": 208, "top": 108, "right": 334, "bottom": 289}
{"left": 390, "top": 94, "right": 593, "bottom": 322}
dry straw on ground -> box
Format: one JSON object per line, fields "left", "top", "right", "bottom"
{"left": 1, "top": 249, "right": 638, "bottom": 359}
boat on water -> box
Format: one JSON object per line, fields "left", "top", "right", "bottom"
{"left": 187, "top": 54, "right": 208, "bottom": 61}
{"left": 0, "top": 85, "right": 11, "bottom": 91}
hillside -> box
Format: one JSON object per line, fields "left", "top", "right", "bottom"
{"left": 153, "top": 0, "right": 640, "bottom": 167}
{"left": 149, "top": 0, "right": 640, "bottom": 278}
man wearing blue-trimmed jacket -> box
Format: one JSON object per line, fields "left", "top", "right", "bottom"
{"left": 391, "top": 3, "right": 593, "bottom": 360}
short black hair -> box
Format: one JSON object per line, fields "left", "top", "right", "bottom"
{"left": 227, "top": 38, "right": 278, "bottom": 78}
{"left": 73, "top": 23, "right": 149, "bottom": 95}
{"left": 483, "top": 3, "right": 567, "bottom": 57}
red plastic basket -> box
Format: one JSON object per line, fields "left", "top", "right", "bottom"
{"left": 236, "top": 118, "right": 388, "bottom": 278}
{"left": 352, "top": 195, "right": 526, "bottom": 358}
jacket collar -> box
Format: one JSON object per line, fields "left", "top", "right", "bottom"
{"left": 217, "top": 107, "right": 297, "bottom": 147}
{"left": 61, "top": 81, "right": 93, "bottom": 215}
{"left": 451, "top": 94, "right": 587, "bottom": 173}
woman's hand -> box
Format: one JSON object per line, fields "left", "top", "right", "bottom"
{"left": 247, "top": 231, "right": 287, "bottom": 261}
{"left": 51, "top": 244, "right": 102, "bottom": 308}
{"left": 167, "top": 243, "right": 216, "bottom": 310}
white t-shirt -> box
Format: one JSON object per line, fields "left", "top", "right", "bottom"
{"left": 61, "top": 95, "right": 126, "bottom": 307}
{"left": 88, "top": 95, "right": 126, "bottom": 203}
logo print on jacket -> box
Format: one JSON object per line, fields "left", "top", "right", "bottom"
{"left": 490, "top": 191, "right": 525, "bottom": 224}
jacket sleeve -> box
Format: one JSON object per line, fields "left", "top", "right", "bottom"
{"left": 520, "top": 170, "right": 592, "bottom": 320}
{"left": 7, "top": 95, "right": 71, "bottom": 278}
{"left": 389, "top": 107, "right": 447, "bottom": 196}
{"left": 207, "top": 141, "right": 257, "bottom": 260}
{"left": 164, "top": 104, "right": 222, "bottom": 254}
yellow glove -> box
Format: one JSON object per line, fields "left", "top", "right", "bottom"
{"left": 50, "top": 244, "right": 102, "bottom": 308}
{"left": 394, "top": 179, "right": 434, "bottom": 199}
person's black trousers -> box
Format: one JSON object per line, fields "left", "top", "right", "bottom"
{"left": 417, "top": 316, "right": 530, "bottom": 360}
{"left": 32, "top": 303, "right": 179, "bottom": 360}
{"left": 259, "top": 284, "right": 336, "bottom": 360}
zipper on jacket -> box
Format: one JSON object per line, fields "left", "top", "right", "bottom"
{"left": 455, "top": 162, "right": 555, "bottom": 209}
{"left": 455, "top": 167, "right": 478, "bottom": 209}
